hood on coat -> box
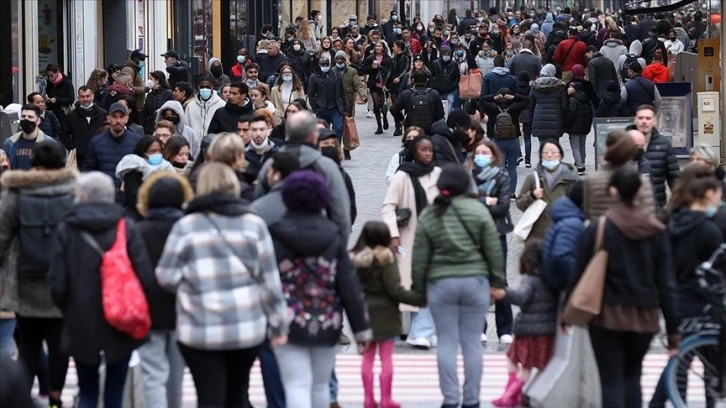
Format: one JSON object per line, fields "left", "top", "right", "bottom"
{"left": 606, "top": 202, "right": 665, "bottom": 241}
{"left": 646, "top": 62, "right": 669, "bottom": 75}
{"left": 550, "top": 196, "right": 584, "bottom": 222}
{"left": 603, "top": 38, "right": 624, "bottom": 47}
{"left": 668, "top": 208, "right": 711, "bottom": 238}
{"left": 350, "top": 246, "right": 395, "bottom": 269}
{"left": 531, "top": 77, "right": 565, "bottom": 91}
{"left": 270, "top": 214, "right": 338, "bottom": 257}
{"left": 207, "top": 57, "right": 223, "bottom": 72}
{"left": 155, "top": 100, "right": 189, "bottom": 131}
{"left": 136, "top": 171, "right": 194, "bottom": 218}
{"left": 629, "top": 39, "right": 643, "bottom": 56}
{"left": 65, "top": 202, "right": 125, "bottom": 233}
{"left": 491, "top": 66, "right": 511, "bottom": 76}
{"left": 429, "top": 119, "right": 454, "bottom": 140}
{"left": 0, "top": 167, "right": 77, "bottom": 190}
{"left": 115, "top": 154, "right": 174, "bottom": 180}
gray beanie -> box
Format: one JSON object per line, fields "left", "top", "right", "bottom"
{"left": 334, "top": 50, "right": 347, "bottom": 60}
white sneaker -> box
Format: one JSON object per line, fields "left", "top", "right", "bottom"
{"left": 481, "top": 333, "right": 488, "bottom": 344}
{"left": 366, "top": 111, "right": 374, "bottom": 118}
{"left": 500, "top": 334, "right": 514, "bottom": 345}
{"left": 406, "top": 337, "right": 431, "bottom": 349}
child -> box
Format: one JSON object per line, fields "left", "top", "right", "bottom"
{"left": 491, "top": 240, "right": 558, "bottom": 408}
{"left": 351, "top": 221, "right": 426, "bottom": 408}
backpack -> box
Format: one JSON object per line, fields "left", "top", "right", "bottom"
{"left": 407, "top": 88, "right": 435, "bottom": 132}
{"left": 81, "top": 218, "right": 151, "bottom": 340}
{"left": 621, "top": 54, "right": 638, "bottom": 80}
{"left": 494, "top": 107, "right": 517, "bottom": 139}
{"left": 17, "top": 194, "right": 74, "bottom": 279}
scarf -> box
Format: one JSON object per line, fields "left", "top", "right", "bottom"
{"left": 51, "top": 73, "right": 63, "bottom": 86}
{"left": 475, "top": 165, "right": 501, "bottom": 196}
{"left": 543, "top": 164, "right": 564, "bottom": 189}
{"left": 397, "top": 161, "right": 435, "bottom": 216}
{"left": 605, "top": 202, "right": 664, "bottom": 241}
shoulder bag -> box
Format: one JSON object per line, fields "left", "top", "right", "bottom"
{"left": 513, "top": 173, "right": 548, "bottom": 241}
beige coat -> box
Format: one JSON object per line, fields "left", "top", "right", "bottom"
{"left": 382, "top": 167, "right": 441, "bottom": 311}
{"left": 270, "top": 85, "right": 306, "bottom": 113}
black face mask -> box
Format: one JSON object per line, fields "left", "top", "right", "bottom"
{"left": 320, "top": 146, "right": 340, "bottom": 164}
{"left": 454, "top": 128, "right": 470, "bottom": 143}
{"left": 20, "top": 119, "right": 37, "bottom": 134}
{"left": 172, "top": 161, "right": 186, "bottom": 169}
{"left": 211, "top": 66, "right": 222, "bottom": 76}
{"left": 164, "top": 115, "right": 180, "bottom": 125}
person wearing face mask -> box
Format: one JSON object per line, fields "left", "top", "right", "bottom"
{"left": 308, "top": 57, "right": 348, "bottom": 141}
{"left": 143, "top": 71, "right": 174, "bottom": 134}
{"left": 59, "top": 86, "right": 108, "bottom": 168}
{"left": 386, "top": 126, "right": 423, "bottom": 185}
{"left": 413, "top": 22, "right": 428, "bottom": 43}
{"left": 285, "top": 40, "right": 311, "bottom": 86}
{"left": 382, "top": 10, "right": 400, "bottom": 41}
{"left": 230, "top": 49, "right": 252, "bottom": 82}
{"left": 431, "top": 47, "right": 461, "bottom": 116}
{"left": 121, "top": 49, "right": 149, "bottom": 121}
{"left": 474, "top": 41, "right": 496, "bottom": 75}
{"left": 271, "top": 66, "right": 306, "bottom": 113}
{"left": 664, "top": 29, "right": 684, "bottom": 56}
{"left": 155, "top": 101, "right": 201, "bottom": 159}
{"left": 3, "top": 105, "right": 56, "bottom": 170}
{"left": 430, "top": 109, "right": 471, "bottom": 166}
{"left": 162, "top": 135, "right": 192, "bottom": 174}
{"left": 115, "top": 135, "right": 173, "bottom": 218}
{"left": 207, "top": 58, "right": 231, "bottom": 91}
{"left": 332, "top": 51, "right": 367, "bottom": 159}
{"left": 243, "top": 114, "right": 278, "bottom": 183}
{"left": 318, "top": 128, "right": 357, "bottom": 224}
{"left": 186, "top": 76, "right": 225, "bottom": 139}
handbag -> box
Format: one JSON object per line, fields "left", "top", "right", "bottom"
{"left": 65, "top": 149, "right": 77, "bottom": 168}
{"left": 80, "top": 218, "right": 151, "bottom": 340}
{"left": 342, "top": 115, "right": 360, "bottom": 150}
{"left": 395, "top": 208, "right": 412, "bottom": 227}
{"left": 513, "top": 173, "right": 548, "bottom": 241}
{"left": 561, "top": 216, "right": 608, "bottom": 326}
{"left": 458, "top": 69, "right": 483, "bottom": 100}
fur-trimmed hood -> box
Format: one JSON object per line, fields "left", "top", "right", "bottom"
{"left": 531, "top": 76, "right": 565, "bottom": 91}
{"left": 0, "top": 167, "right": 77, "bottom": 190}
{"left": 350, "top": 246, "right": 396, "bottom": 269}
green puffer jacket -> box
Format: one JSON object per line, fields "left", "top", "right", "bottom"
{"left": 412, "top": 197, "right": 505, "bottom": 294}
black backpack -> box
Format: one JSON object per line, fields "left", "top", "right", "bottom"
{"left": 621, "top": 54, "right": 638, "bottom": 81}
{"left": 494, "top": 107, "right": 517, "bottom": 139}
{"left": 407, "top": 88, "right": 435, "bottom": 132}
{"left": 17, "top": 194, "right": 74, "bottom": 279}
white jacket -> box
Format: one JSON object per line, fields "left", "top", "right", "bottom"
{"left": 185, "top": 92, "right": 225, "bottom": 140}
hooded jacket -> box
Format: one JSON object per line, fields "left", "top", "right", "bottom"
{"left": 268, "top": 213, "right": 372, "bottom": 346}
{"left": 566, "top": 85, "right": 594, "bottom": 134}
{"left": 599, "top": 38, "right": 628, "bottom": 72}
{"left": 206, "top": 98, "right": 254, "bottom": 135}
{"left": 596, "top": 86, "right": 630, "bottom": 117}
{"left": 482, "top": 66, "right": 518, "bottom": 98}
{"left": 155, "top": 101, "right": 201, "bottom": 159}
{"left": 642, "top": 61, "right": 670, "bottom": 83}
{"left": 185, "top": 91, "right": 225, "bottom": 139}
{"left": 430, "top": 120, "right": 466, "bottom": 166}
{"left": 142, "top": 86, "right": 174, "bottom": 134}
{"left": 530, "top": 77, "right": 568, "bottom": 138}
{"left": 505, "top": 274, "right": 558, "bottom": 336}
{"left": 207, "top": 57, "right": 231, "bottom": 90}
{"left": 59, "top": 103, "right": 108, "bottom": 166}
{"left": 479, "top": 91, "right": 529, "bottom": 138}
{"left": 542, "top": 197, "right": 585, "bottom": 291}
{"left": 516, "top": 79, "right": 533, "bottom": 123}
{"left": 618, "top": 40, "right": 647, "bottom": 81}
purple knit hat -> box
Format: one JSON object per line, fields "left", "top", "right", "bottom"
{"left": 282, "top": 170, "right": 331, "bottom": 214}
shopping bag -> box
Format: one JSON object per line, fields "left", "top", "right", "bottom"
{"left": 513, "top": 173, "right": 547, "bottom": 241}
{"left": 342, "top": 116, "right": 360, "bottom": 150}
{"left": 65, "top": 149, "right": 77, "bottom": 168}
{"left": 561, "top": 216, "right": 607, "bottom": 326}
{"left": 458, "top": 69, "right": 483, "bottom": 100}
{"left": 525, "top": 326, "right": 602, "bottom": 408}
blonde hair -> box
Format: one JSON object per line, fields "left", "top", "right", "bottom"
{"left": 197, "top": 162, "right": 240, "bottom": 197}
{"left": 155, "top": 120, "right": 176, "bottom": 134}
{"left": 297, "top": 22, "right": 313, "bottom": 40}
{"left": 208, "top": 132, "right": 246, "bottom": 168}
{"left": 86, "top": 69, "right": 108, "bottom": 93}
{"left": 136, "top": 171, "right": 193, "bottom": 217}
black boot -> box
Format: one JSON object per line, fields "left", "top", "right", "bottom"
{"left": 393, "top": 126, "right": 402, "bottom": 136}
{"left": 382, "top": 113, "right": 389, "bottom": 130}
{"left": 375, "top": 114, "right": 383, "bottom": 134}
{"left": 344, "top": 149, "right": 351, "bottom": 160}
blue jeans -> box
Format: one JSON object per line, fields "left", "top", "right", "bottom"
{"left": 259, "top": 339, "right": 286, "bottom": 408}
{"left": 441, "top": 90, "right": 461, "bottom": 115}
{"left": 329, "top": 369, "right": 338, "bottom": 402}
{"left": 76, "top": 355, "right": 131, "bottom": 408}
{"left": 0, "top": 318, "right": 15, "bottom": 355}
{"left": 484, "top": 235, "right": 513, "bottom": 338}
{"left": 409, "top": 307, "right": 436, "bottom": 341}
{"left": 522, "top": 122, "right": 533, "bottom": 162}
{"left": 317, "top": 108, "right": 344, "bottom": 141}
{"left": 494, "top": 138, "right": 519, "bottom": 192}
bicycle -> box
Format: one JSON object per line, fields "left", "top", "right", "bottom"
{"left": 665, "top": 244, "right": 726, "bottom": 407}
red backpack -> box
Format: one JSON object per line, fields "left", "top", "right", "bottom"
{"left": 81, "top": 218, "right": 151, "bottom": 340}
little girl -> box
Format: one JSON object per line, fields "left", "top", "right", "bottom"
{"left": 491, "top": 239, "right": 558, "bottom": 408}
{"left": 351, "top": 221, "right": 426, "bottom": 408}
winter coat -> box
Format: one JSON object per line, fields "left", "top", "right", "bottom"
{"left": 583, "top": 162, "right": 657, "bottom": 219}
{"left": 268, "top": 212, "right": 372, "bottom": 346}
{"left": 185, "top": 92, "right": 225, "bottom": 140}
{"left": 430, "top": 120, "right": 466, "bottom": 165}
{"left": 530, "top": 77, "right": 568, "bottom": 139}
{"left": 566, "top": 88, "right": 594, "bottom": 135}
{"left": 541, "top": 197, "right": 585, "bottom": 292}
{"left": 115, "top": 155, "right": 174, "bottom": 214}
{"left": 599, "top": 38, "right": 629, "bottom": 72}
{"left": 142, "top": 87, "right": 174, "bottom": 134}
{"left": 505, "top": 275, "right": 558, "bottom": 336}
{"left": 3, "top": 131, "right": 53, "bottom": 171}
{"left": 100, "top": 82, "right": 134, "bottom": 112}
{"left": 332, "top": 65, "right": 367, "bottom": 108}
{"left": 641, "top": 36, "right": 667, "bottom": 64}
{"left": 207, "top": 99, "right": 255, "bottom": 135}
{"left": 59, "top": 103, "right": 108, "bottom": 166}
{"left": 285, "top": 49, "right": 311, "bottom": 85}
{"left": 155, "top": 194, "right": 288, "bottom": 350}
{"left": 166, "top": 61, "right": 190, "bottom": 88}
{"left": 516, "top": 164, "right": 579, "bottom": 241}
{"left": 412, "top": 196, "right": 505, "bottom": 293}
{"left": 45, "top": 75, "right": 75, "bottom": 123}
{"left": 307, "top": 68, "right": 348, "bottom": 115}
{"left": 39, "top": 111, "right": 61, "bottom": 140}
{"left": 553, "top": 37, "right": 587, "bottom": 72}
{"left": 255, "top": 142, "right": 352, "bottom": 240}
{"left": 244, "top": 142, "right": 277, "bottom": 182}
{"left": 257, "top": 53, "right": 289, "bottom": 82}
{"left": 479, "top": 93, "right": 529, "bottom": 139}
{"left": 430, "top": 59, "right": 460, "bottom": 95}
{"left": 509, "top": 49, "right": 542, "bottom": 79}
{"left": 81, "top": 129, "right": 142, "bottom": 204}
{"left": 587, "top": 53, "right": 619, "bottom": 97}
{"left": 48, "top": 202, "right": 154, "bottom": 364}
{"left": 481, "top": 67, "right": 518, "bottom": 98}
{"left": 473, "top": 166, "right": 513, "bottom": 235}
{"left": 642, "top": 127, "right": 680, "bottom": 207}
{"left": 249, "top": 181, "right": 286, "bottom": 227}
{"left": 643, "top": 62, "right": 670, "bottom": 83}
{"left": 155, "top": 101, "right": 201, "bottom": 159}
{"left": 386, "top": 53, "right": 410, "bottom": 93}
{"left": 207, "top": 57, "right": 231, "bottom": 90}
{"left": 354, "top": 246, "right": 425, "bottom": 341}
{"left": 622, "top": 75, "right": 660, "bottom": 115}
{"left": 270, "top": 84, "right": 307, "bottom": 113}
{"left": 121, "top": 59, "right": 147, "bottom": 112}
{"left": 516, "top": 80, "right": 533, "bottom": 123}
{"left": 389, "top": 86, "right": 445, "bottom": 133}
{"left": 359, "top": 54, "right": 394, "bottom": 90}
{"left": 596, "top": 88, "right": 629, "bottom": 117}
{"left": 0, "top": 167, "right": 77, "bottom": 318}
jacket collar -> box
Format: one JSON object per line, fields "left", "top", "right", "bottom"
{"left": 0, "top": 167, "right": 77, "bottom": 189}
{"left": 9, "top": 129, "right": 48, "bottom": 144}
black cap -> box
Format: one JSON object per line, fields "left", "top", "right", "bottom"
{"left": 318, "top": 128, "right": 337, "bottom": 141}
{"left": 108, "top": 102, "right": 128, "bottom": 116}
{"left": 161, "top": 50, "right": 180, "bottom": 59}
{"left": 413, "top": 54, "right": 424, "bottom": 62}
{"left": 130, "top": 49, "right": 147, "bottom": 61}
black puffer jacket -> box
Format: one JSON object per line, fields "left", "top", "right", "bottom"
{"left": 143, "top": 88, "right": 174, "bottom": 134}
{"left": 640, "top": 127, "right": 679, "bottom": 207}
{"left": 566, "top": 88, "right": 594, "bottom": 135}
{"left": 285, "top": 48, "right": 311, "bottom": 85}
{"left": 530, "top": 77, "right": 568, "bottom": 139}
{"left": 597, "top": 87, "right": 629, "bottom": 117}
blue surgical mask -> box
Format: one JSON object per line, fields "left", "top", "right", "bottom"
{"left": 442, "top": 55, "right": 451, "bottom": 62}
{"left": 706, "top": 205, "right": 718, "bottom": 218}
{"left": 199, "top": 88, "right": 213, "bottom": 100}
{"left": 474, "top": 154, "right": 492, "bottom": 168}
{"left": 541, "top": 159, "right": 560, "bottom": 170}
{"left": 147, "top": 153, "right": 163, "bottom": 166}
{"left": 237, "top": 55, "right": 246, "bottom": 63}
{"left": 138, "top": 61, "right": 145, "bottom": 69}
{"left": 282, "top": 74, "right": 293, "bottom": 82}
{"left": 80, "top": 102, "right": 94, "bottom": 110}
{"left": 320, "top": 66, "right": 330, "bottom": 73}
{"left": 394, "top": 28, "right": 402, "bottom": 35}
{"left": 455, "top": 50, "right": 464, "bottom": 57}
{"left": 391, "top": 15, "right": 398, "bottom": 21}
{"left": 336, "top": 62, "right": 346, "bottom": 69}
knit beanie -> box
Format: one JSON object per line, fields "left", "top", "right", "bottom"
{"left": 572, "top": 64, "right": 585, "bottom": 79}
{"left": 540, "top": 64, "right": 557, "bottom": 77}
{"left": 334, "top": 50, "right": 347, "bottom": 60}
{"left": 282, "top": 170, "right": 331, "bottom": 214}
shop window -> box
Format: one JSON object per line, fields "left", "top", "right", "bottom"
{"left": 38, "top": 0, "right": 65, "bottom": 73}
{"left": 192, "top": 0, "right": 214, "bottom": 69}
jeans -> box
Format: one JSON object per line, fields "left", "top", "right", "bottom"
{"left": 484, "top": 235, "right": 513, "bottom": 338}
{"left": 441, "top": 90, "right": 461, "bottom": 115}
{"left": 76, "top": 355, "right": 131, "bottom": 408}
{"left": 522, "top": 122, "right": 533, "bottom": 162}
{"left": 179, "top": 343, "right": 259, "bottom": 408}
{"left": 138, "top": 330, "right": 185, "bottom": 408}
{"left": 569, "top": 133, "right": 588, "bottom": 168}
{"left": 329, "top": 369, "right": 338, "bottom": 402}
{"left": 14, "top": 316, "right": 68, "bottom": 395}
{"left": 428, "top": 276, "right": 490, "bottom": 406}
{"left": 317, "top": 108, "right": 344, "bottom": 141}
{"left": 409, "top": 307, "right": 436, "bottom": 341}
{"left": 273, "top": 344, "right": 337, "bottom": 408}
{"left": 494, "top": 138, "right": 520, "bottom": 192}
{"left": 590, "top": 326, "right": 653, "bottom": 408}
{"left": 0, "top": 318, "right": 15, "bottom": 355}
{"left": 259, "top": 339, "right": 285, "bottom": 408}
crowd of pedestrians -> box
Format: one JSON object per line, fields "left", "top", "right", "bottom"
{"left": 0, "top": 3, "right": 723, "bottom": 408}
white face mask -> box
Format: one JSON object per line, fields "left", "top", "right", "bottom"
{"left": 293, "top": 44, "right": 301, "bottom": 51}
{"left": 250, "top": 136, "right": 269, "bottom": 149}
